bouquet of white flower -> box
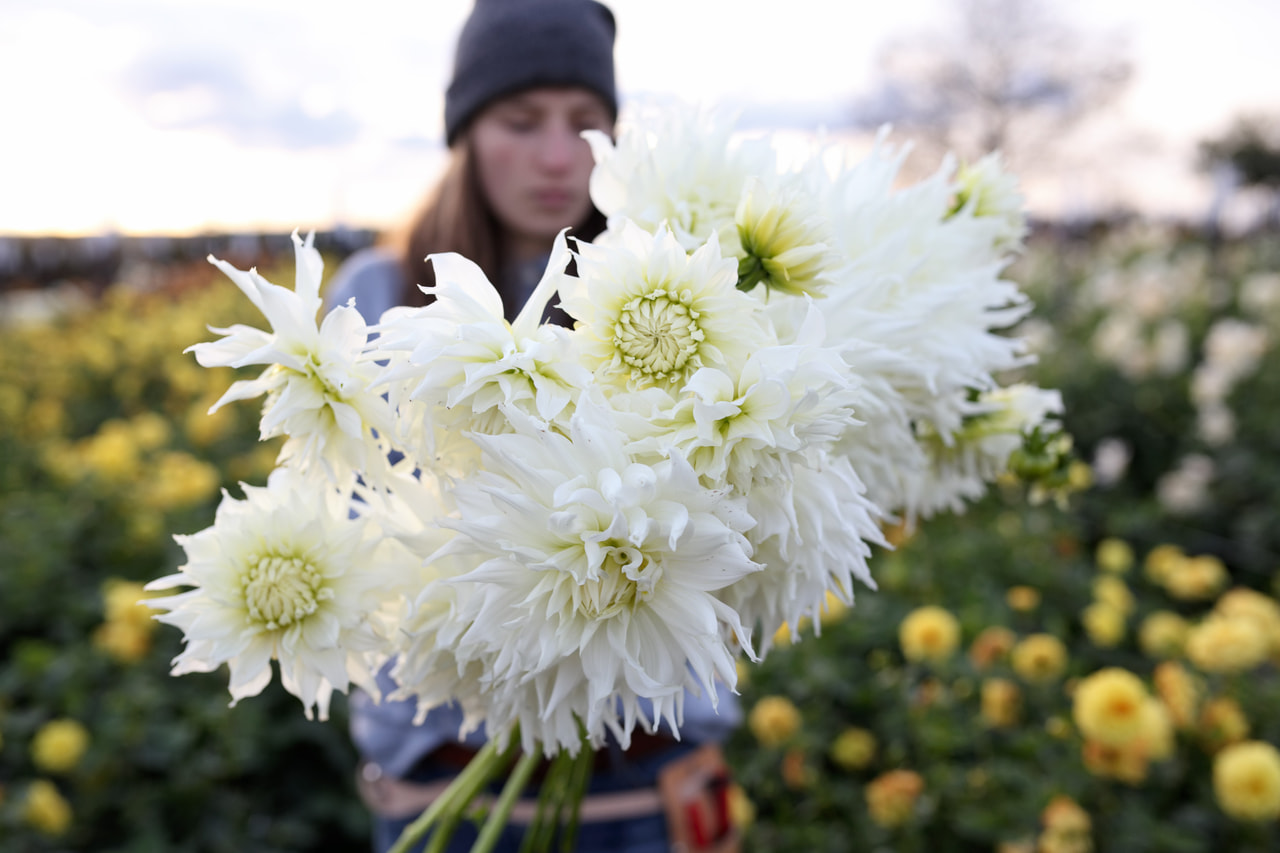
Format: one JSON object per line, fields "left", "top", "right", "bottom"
{"left": 146, "top": 103, "right": 1066, "bottom": 852}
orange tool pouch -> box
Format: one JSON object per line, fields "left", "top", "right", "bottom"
{"left": 657, "top": 744, "right": 740, "bottom": 852}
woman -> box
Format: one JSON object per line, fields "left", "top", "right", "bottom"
{"left": 325, "top": 2, "right": 741, "bottom": 852}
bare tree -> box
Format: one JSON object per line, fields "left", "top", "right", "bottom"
{"left": 856, "top": 0, "right": 1131, "bottom": 172}
{"left": 1199, "top": 115, "right": 1280, "bottom": 229}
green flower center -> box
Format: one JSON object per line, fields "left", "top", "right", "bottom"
{"left": 613, "top": 290, "right": 704, "bottom": 380}
{"left": 243, "top": 554, "right": 332, "bottom": 630}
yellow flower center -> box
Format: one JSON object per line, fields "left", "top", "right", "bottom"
{"left": 579, "top": 544, "right": 658, "bottom": 619}
{"left": 243, "top": 554, "right": 331, "bottom": 630}
{"left": 1107, "top": 696, "right": 1138, "bottom": 720}
{"left": 613, "top": 290, "right": 704, "bottom": 380}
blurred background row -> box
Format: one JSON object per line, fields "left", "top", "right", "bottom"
{"left": 2, "top": 0, "right": 1278, "bottom": 244}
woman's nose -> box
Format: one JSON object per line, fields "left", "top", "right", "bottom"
{"left": 536, "top": 124, "right": 580, "bottom": 172}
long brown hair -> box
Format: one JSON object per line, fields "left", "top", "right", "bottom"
{"left": 395, "top": 135, "right": 607, "bottom": 311}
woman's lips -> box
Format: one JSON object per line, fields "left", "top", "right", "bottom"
{"left": 532, "top": 189, "right": 573, "bottom": 209}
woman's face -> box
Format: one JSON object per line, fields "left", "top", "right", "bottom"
{"left": 469, "top": 87, "right": 613, "bottom": 261}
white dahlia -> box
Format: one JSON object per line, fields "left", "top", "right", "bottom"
{"left": 189, "top": 231, "right": 393, "bottom": 489}
{"left": 371, "top": 235, "right": 590, "bottom": 461}
{"left": 817, "top": 138, "right": 1032, "bottom": 439}
{"left": 735, "top": 176, "right": 839, "bottom": 298}
{"left": 407, "top": 398, "right": 760, "bottom": 754}
{"left": 584, "top": 101, "right": 772, "bottom": 256}
{"left": 951, "top": 152, "right": 1028, "bottom": 252}
{"left": 145, "top": 468, "right": 412, "bottom": 720}
{"left": 558, "top": 222, "right": 769, "bottom": 392}
{"left": 636, "top": 300, "right": 857, "bottom": 487}
{"left": 912, "top": 384, "right": 1064, "bottom": 517}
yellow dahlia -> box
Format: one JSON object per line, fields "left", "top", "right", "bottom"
{"left": 865, "top": 769, "right": 924, "bottom": 828}
{"left": 1011, "top": 633, "right": 1068, "bottom": 683}
{"left": 1214, "top": 741, "right": 1280, "bottom": 821}
{"left": 1072, "top": 667, "right": 1148, "bottom": 746}
{"left": 900, "top": 606, "right": 961, "bottom": 664}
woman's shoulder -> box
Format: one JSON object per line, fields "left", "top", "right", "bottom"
{"left": 325, "top": 246, "right": 404, "bottom": 322}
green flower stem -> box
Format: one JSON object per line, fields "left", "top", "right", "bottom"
{"left": 558, "top": 743, "right": 596, "bottom": 851}
{"left": 472, "top": 749, "right": 542, "bottom": 853}
{"left": 737, "top": 255, "right": 767, "bottom": 293}
{"left": 519, "top": 750, "right": 573, "bottom": 853}
{"left": 388, "top": 738, "right": 510, "bottom": 853}
{"left": 422, "top": 808, "right": 467, "bottom": 853}
{"left": 519, "top": 724, "right": 594, "bottom": 853}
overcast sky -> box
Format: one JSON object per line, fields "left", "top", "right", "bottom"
{"left": 2, "top": 0, "right": 1278, "bottom": 235}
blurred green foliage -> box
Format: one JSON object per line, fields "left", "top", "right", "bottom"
{"left": 0, "top": 262, "right": 369, "bottom": 851}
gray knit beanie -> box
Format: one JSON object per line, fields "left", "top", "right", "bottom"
{"left": 444, "top": 0, "right": 617, "bottom": 145}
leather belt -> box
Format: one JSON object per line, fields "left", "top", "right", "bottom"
{"left": 357, "top": 763, "right": 664, "bottom": 822}
{"left": 429, "top": 728, "right": 676, "bottom": 776}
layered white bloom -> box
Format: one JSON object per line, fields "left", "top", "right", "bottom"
{"left": 817, "top": 137, "right": 1032, "bottom": 443}
{"left": 189, "top": 231, "right": 393, "bottom": 489}
{"left": 587, "top": 102, "right": 839, "bottom": 299}
{"left": 371, "top": 235, "right": 591, "bottom": 469}
{"left": 950, "top": 152, "right": 1028, "bottom": 251}
{"left": 912, "top": 384, "right": 1064, "bottom": 517}
{"left": 399, "top": 399, "right": 760, "bottom": 755}
{"left": 584, "top": 101, "right": 772, "bottom": 256}
{"left": 1092, "top": 437, "right": 1132, "bottom": 488}
{"left": 735, "top": 176, "right": 839, "bottom": 298}
{"left": 146, "top": 468, "right": 414, "bottom": 720}
{"left": 559, "top": 222, "right": 769, "bottom": 392}
{"left": 760, "top": 132, "right": 1040, "bottom": 518}
{"left": 590, "top": 109, "right": 1039, "bottom": 520}
{"left": 634, "top": 301, "right": 856, "bottom": 487}
{"left": 1157, "top": 454, "right": 1215, "bottom": 515}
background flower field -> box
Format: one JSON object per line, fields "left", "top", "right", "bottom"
{"left": 3, "top": 223, "right": 1280, "bottom": 851}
